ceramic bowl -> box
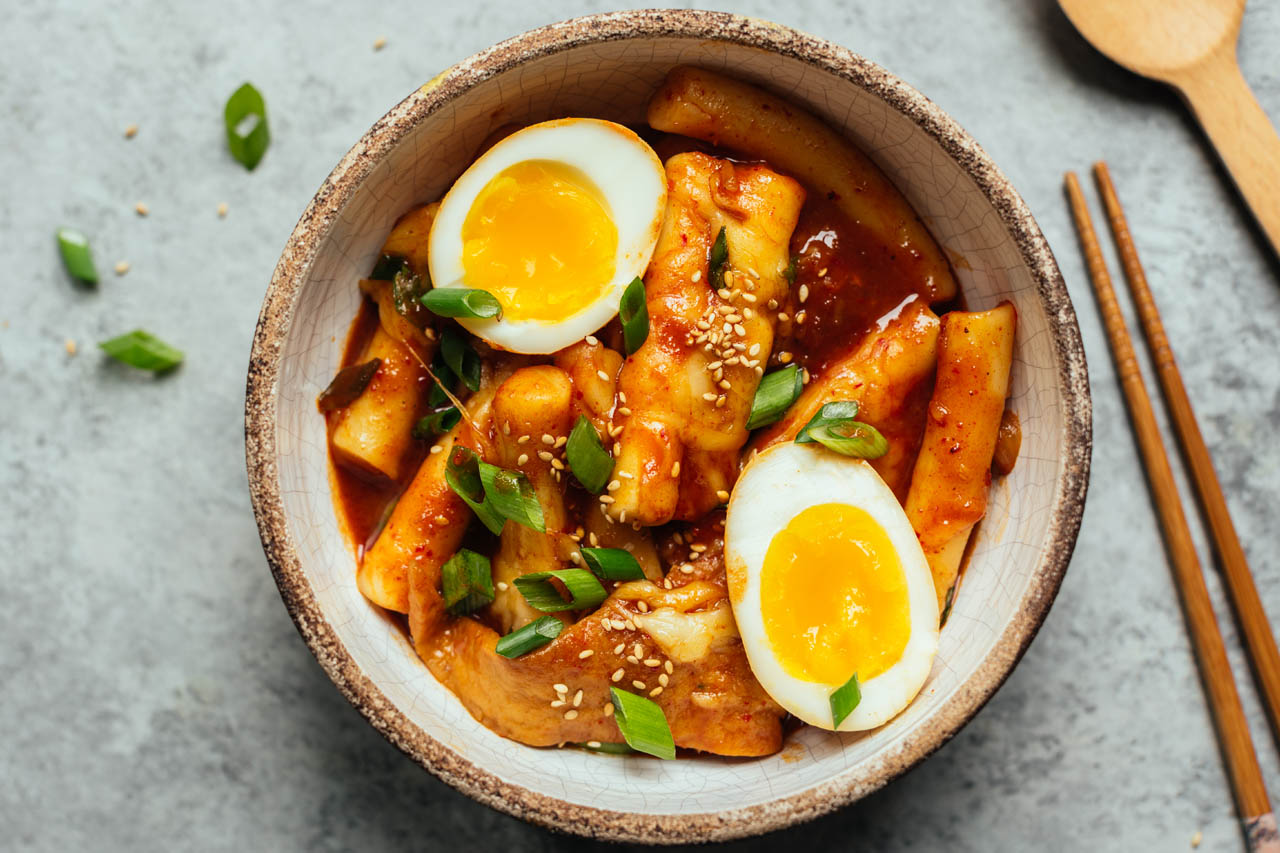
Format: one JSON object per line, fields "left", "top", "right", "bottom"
{"left": 246, "top": 9, "right": 1091, "bottom": 843}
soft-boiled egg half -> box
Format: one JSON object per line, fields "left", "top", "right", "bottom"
{"left": 725, "top": 443, "right": 939, "bottom": 731}
{"left": 427, "top": 119, "right": 667, "bottom": 354}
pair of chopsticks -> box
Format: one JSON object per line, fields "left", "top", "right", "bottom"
{"left": 1066, "top": 164, "right": 1280, "bottom": 853}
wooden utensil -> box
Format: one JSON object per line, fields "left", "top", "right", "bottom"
{"left": 1092, "top": 161, "right": 1280, "bottom": 749}
{"left": 1058, "top": 0, "right": 1280, "bottom": 256}
{"left": 1065, "top": 171, "right": 1279, "bottom": 853}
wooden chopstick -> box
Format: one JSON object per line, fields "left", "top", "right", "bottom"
{"left": 1065, "top": 172, "right": 1279, "bottom": 852}
{"left": 1093, "top": 161, "right": 1280, "bottom": 747}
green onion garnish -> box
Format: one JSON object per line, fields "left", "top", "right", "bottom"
{"left": 619, "top": 276, "right": 649, "bottom": 356}
{"left": 223, "top": 82, "right": 270, "bottom": 170}
{"left": 317, "top": 358, "right": 381, "bottom": 412}
{"left": 412, "top": 405, "right": 461, "bottom": 439}
{"left": 708, "top": 226, "right": 729, "bottom": 290}
{"left": 829, "top": 672, "right": 862, "bottom": 728}
{"left": 609, "top": 688, "right": 675, "bottom": 759}
{"left": 427, "top": 349, "right": 454, "bottom": 408}
{"left": 795, "top": 401, "right": 889, "bottom": 459}
{"left": 56, "top": 228, "right": 98, "bottom": 283}
{"left": 940, "top": 583, "right": 956, "bottom": 627}
{"left": 440, "top": 549, "right": 495, "bottom": 615}
{"left": 494, "top": 615, "right": 563, "bottom": 658}
{"left": 392, "top": 267, "right": 433, "bottom": 328}
{"left": 478, "top": 462, "right": 545, "bottom": 533}
{"left": 370, "top": 253, "right": 408, "bottom": 281}
{"left": 444, "top": 447, "right": 506, "bottom": 535}
{"left": 580, "top": 547, "right": 646, "bottom": 581}
{"left": 578, "top": 741, "right": 634, "bottom": 754}
{"left": 783, "top": 254, "right": 798, "bottom": 285}
{"left": 441, "top": 326, "right": 481, "bottom": 392}
{"left": 565, "top": 415, "right": 613, "bottom": 494}
{"left": 513, "top": 569, "right": 607, "bottom": 612}
{"left": 99, "top": 330, "right": 184, "bottom": 372}
{"left": 745, "top": 365, "right": 802, "bottom": 430}
{"left": 420, "top": 287, "right": 503, "bottom": 320}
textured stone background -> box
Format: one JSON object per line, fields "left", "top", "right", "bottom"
{"left": 2, "top": 1, "right": 1278, "bottom": 850}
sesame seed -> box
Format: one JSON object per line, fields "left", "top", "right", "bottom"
{"left": 496, "top": 581, "right": 509, "bottom": 591}
{"left": 725, "top": 356, "right": 740, "bottom": 367}
{"left": 627, "top": 655, "right": 639, "bottom": 664}
{"left": 798, "top": 284, "right": 810, "bottom": 303}
{"left": 578, "top": 650, "right": 594, "bottom": 661}
{"left": 734, "top": 323, "right": 746, "bottom": 336}
{"left": 716, "top": 489, "right": 731, "bottom": 502}
{"left": 598, "top": 494, "right": 615, "bottom": 504}
{"left": 517, "top": 453, "right": 529, "bottom": 466}
{"left": 713, "top": 368, "right": 724, "bottom": 382}
{"left": 692, "top": 270, "right": 702, "bottom": 282}
{"left": 644, "top": 659, "right": 660, "bottom": 667}
{"left": 613, "top": 642, "right": 625, "bottom": 654}
{"left": 625, "top": 620, "right": 637, "bottom": 631}
{"left": 779, "top": 351, "right": 793, "bottom": 364}
{"left": 670, "top": 461, "right": 682, "bottom": 478}
{"left": 604, "top": 703, "right": 615, "bottom": 717}
{"left": 637, "top": 601, "right": 649, "bottom": 612}
{"left": 659, "top": 674, "right": 669, "bottom": 686}
{"left": 573, "top": 689, "right": 583, "bottom": 707}
{"left": 649, "top": 686, "right": 664, "bottom": 697}
{"left": 542, "top": 433, "right": 555, "bottom": 445}
{"left": 748, "top": 343, "right": 761, "bottom": 356}
{"left": 564, "top": 709, "right": 579, "bottom": 720}
{"left": 517, "top": 434, "right": 530, "bottom": 444}
{"left": 818, "top": 267, "right": 828, "bottom": 277}
{"left": 717, "top": 305, "right": 734, "bottom": 315}
{"left": 538, "top": 450, "right": 553, "bottom": 462}
{"left": 596, "top": 369, "right": 610, "bottom": 382}
{"left": 718, "top": 380, "right": 732, "bottom": 391}
{"left": 124, "top": 124, "right": 138, "bottom": 138}
{"left": 569, "top": 551, "right": 582, "bottom": 565}
{"left": 748, "top": 267, "right": 760, "bottom": 279}
{"left": 632, "top": 680, "right": 646, "bottom": 690}
{"left": 602, "top": 621, "right": 612, "bottom": 632}
{"left": 696, "top": 320, "right": 711, "bottom": 331}
{"left": 725, "top": 313, "right": 742, "bottom": 323}
{"left": 680, "top": 564, "right": 694, "bottom": 574}
{"left": 135, "top": 202, "right": 149, "bottom": 216}
{"left": 611, "top": 668, "right": 625, "bottom": 682}
{"left": 551, "top": 699, "right": 566, "bottom": 708}
{"left": 114, "top": 261, "right": 130, "bottom": 275}
{"left": 717, "top": 288, "right": 732, "bottom": 299}
{"left": 607, "top": 479, "right": 621, "bottom": 492}
{"left": 555, "top": 436, "right": 567, "bottom": 448}
{"left": 611, "top": 619, "right": 627, "bottom": 630}
{"left": 767, "top": 298, "right": 779, "bottom": 309}
{"left": 609, "top": 425, "right": 624, "bottom": 438}
{"left": 795, "top": 311, "right": 807, "bottom": 325}
{"left": 586, "top": 335, "right": 599, "bottom": 346}
{"left": 554, "top": 683, "right": 568, "bottom": 693}
{"left": 715, "top": 395, "right": 727, "bottom": 408}
{"left": 587, "top": 741, "right": 602, "bottom": 748}
{"left": 551, "top": 458, "right": 565, "bottom": 470}
{"left": 434, "top": 514, "right": 449, "bottom": 524}
{"left": 664, "top": 660, "right": 673, "bottom": 674}
{"left": 803, "top": 368, "right": 811, "bottom": 384}
{"left": 618, "top": 391, "right": 627, "bottom": 404}
{"left": 619, "top": 510, "right": 627, "bottom": 522}
{"left": 742, "top": 292, "right": 757, "bottom": 303}
{"left": 743, "top": 308, "right": 754, "bottom": 320}
{"left": 217, "top": 202, "right": 229, "bottom": 218}
{"left": 777, "top": 312, "right": 790, "bottom": 323}
{"left": 617, "top": 406, "right": 632, "bottom": 416}
{"left": 373, "top": 36, "right": 387, "bottom": 50}
{"left": 429, "top": 445, "right": 443, "bottom": 455}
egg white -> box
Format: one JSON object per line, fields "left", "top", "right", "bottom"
{"left": 725, "top": 442, "right": 940, "bottom": 732}
{"left": 427, "top": 119, "right": 666, "bottom": 354}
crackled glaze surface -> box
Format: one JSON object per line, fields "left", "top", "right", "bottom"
{"left": 246, "top": 11, "right": 1089, "bottom": 842}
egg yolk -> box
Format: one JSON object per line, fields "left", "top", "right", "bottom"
{"left": 461, "top": 160, "right": 618, "bottom": 323}
{"left": 761, "top": 502, "right": 911, "bottom": 685}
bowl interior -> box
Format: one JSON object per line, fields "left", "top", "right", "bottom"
{"left": 267, "top": 31, "right": 1078, "bottom": 832}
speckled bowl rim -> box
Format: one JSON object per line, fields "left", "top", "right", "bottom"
{"left": 245, "top": 9, "right": 1091, "bottom": 844}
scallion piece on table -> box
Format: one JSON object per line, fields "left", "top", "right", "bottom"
{"left": 708, "top": 226, "right": 729, "bottom": 290}
{"left": 478, "top": 461, "right": 545, "bottom": 533}
{"left": 440, "top": 549, "right": 495, "bottom": 615}
{"left": 317, "top": 358, "right": 381, "bottom": 412}
{"left": 565, "top": 415, "right": 613, "bottom": 493}
{"left": 794, "top": 401, "right": 889, "bottom": 459}
{"left": 441, "top": 326, "right": 482, "bottom": 392}
{"left": 579, "top": 547, "right": 646, "bottom": 582}
{"left": 829, "top": 672, "right": 862, "bottom": 729}
{"left": 494, "top": 615, "right": 563, "bottom": 658}
{"left": 619, "top": 276, "right": 648, "bottom": 356}
{"left": 56, "top": 228, "right": 98, "bottom": 283}
{"left": 445, "top": 447, "right": 506, "bottom": 535}
{"left": 412, "top": 405, "right": 461, "bottom": 439}
{"left": 609, "top": 688, "right": 675, "bottom": 759}
{"left": 224, "top": 82, "right": 270, "bottom": 170}
{"left": 420, "top": 287, "right": 503, "bottom": 320}
{"left": 99, "top": 330, "right": 184, "bottom": 372}
{"left": 370, "top": 253, "right": 408, "bottom": 281}
{"left": 745, "top": 365, "right": 802, "bottom": 430}
{"left": 513, "top": 569, "right": 607, "bottom": 612}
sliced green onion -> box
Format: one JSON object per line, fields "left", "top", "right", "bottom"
{"left": 427, "top": 349, "right": 454, "bottom": 407}
{"left": 806, "top": 421, "right": 889, "bottom": 459}
{"left": 708, "top": 226, "right": 729, "bottom": 290}
{"left": 99, "top": 330, "right": 184, "bottom": 372}
{"left": 445, "top": 447, "right": 505, "bottom": 535}
{"left": 565, "top": 415, "right": 613, "bottom": 494}
{"left": 370, "top": 253, "right": 408, "bottom": 281}
{"left": 495, "top": 615, "right": 563, "bottom": 658}
{"left": 619, "top": 276, "right": 648, "bottom": 356}
{"left": 829, "top": 672, "right": 862, "bottom": 729}
{"left": 440, "top": 549, "right": 495, "bottom": 615}
{"left": 578, "top": 741, "right": 634, "bottom": 754}
{"left": 580, "top": 547, "right": 646, "bottom": 582}
{"left": 56, "top": 228, "right": 98, "bottom": 283}
{"left": 441, "top": 326, "right": 481, "bottom": 392}
{"left": 746, "top": 365, "right": 802, "bottom": 430}
{"left": 514, "top": 569, "right": 607, "bottom": 612}
{"left": 318, "top": 358, "right": 381, "bottom": 411}
{"left": 478, "top": 462, "right": 545, "bottom": 533}
{"left": 412, "top": 405, "right": 461, "bottom": 439}
{"left": 609, "top": 688, "right": 675, "bottom": 759}
{"left": 795, "top": 400, "right": 860, "bottom": 441}
{"left": 420, "top": 288, "right": 503, "bottom": 320}
{"left": 783, "top": 254, "right": 798, "bottom": 285}
{"left": 224, "top": 82, "right": 270, "bottom": 170}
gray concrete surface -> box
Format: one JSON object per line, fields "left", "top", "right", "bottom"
{"left": 3, "top": 1, "right": 1279, "bottom": 850}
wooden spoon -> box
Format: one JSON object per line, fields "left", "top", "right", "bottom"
{"left": 1059, "top": 0, "right": 1280, "bottom": 256}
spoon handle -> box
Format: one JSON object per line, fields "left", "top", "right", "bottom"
{"left": 1174, "top": 49, "right": 1280, "bottom": 257}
